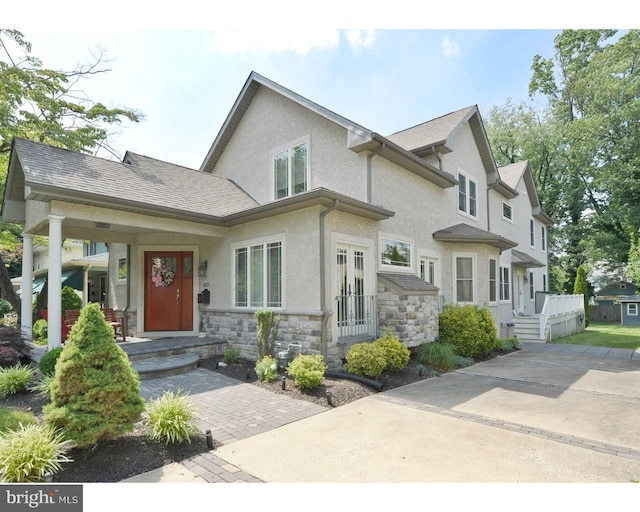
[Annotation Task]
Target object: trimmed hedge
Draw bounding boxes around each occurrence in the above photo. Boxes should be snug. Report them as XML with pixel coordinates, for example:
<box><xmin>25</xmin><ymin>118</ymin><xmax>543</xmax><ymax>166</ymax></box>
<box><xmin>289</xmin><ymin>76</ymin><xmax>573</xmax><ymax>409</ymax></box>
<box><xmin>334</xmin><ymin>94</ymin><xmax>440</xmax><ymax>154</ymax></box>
<box><xmin>438</xmin><ymin>304</ymin><xmax>497</xmax><ymax>358</ymax></box>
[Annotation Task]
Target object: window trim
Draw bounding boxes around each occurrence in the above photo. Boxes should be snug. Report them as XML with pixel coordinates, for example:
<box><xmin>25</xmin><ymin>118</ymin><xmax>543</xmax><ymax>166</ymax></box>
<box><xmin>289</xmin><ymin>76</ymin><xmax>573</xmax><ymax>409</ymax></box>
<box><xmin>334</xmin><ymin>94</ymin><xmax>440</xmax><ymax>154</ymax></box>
<box><xmin>499</xmin><ymin>265</ymin><xmax>511</xmax><ymax>303</ymax></box>
<box><xmin>272</xmin><ymin>137</ymin><xmax>309</xmax><ymax>200</ymax></box>
<box><xmin>530</xmin><ymin>218</ymin><xmax>535</xmax><ymax>248</ymax></box>
<box><xmin>232</xmin><ymin>234</ymin><xmax>285</xmax><ymax>309</ymax></box>
<box><xmin>117</xmin><ymin>257</ymin><xmax>128</xmax><ymax>282</ymax></box>
<box><xmin>502</xmin><ymin>201</ymin><xmax>513</xmax><ymax>222</ymax></box>
<box><xmin>489</xmin><ymin>258</ymin><xmax>497</xmax><ymax>304</ymax></box>
<box><xmin>628</xmin><ymin>303</ymin><xmax>638</xmax><ymax>316</ymax></box>
<box><xmin>379</xmin><ymin>234</ymin><xmax>414</xmax><ymax>272</ymax></box>
<box><xmin>529</xmin><ymin>271</ymin><xmax>535</xmax><ymax>301</ymax></box>
<box><xmin>454</xmin><ymin>253</ymin><xmax>476</xmax><ymax>304</ymax></box>
<box><xmin>541</xmin><ymin>226</ymin><xmax>547</xmax><ymax>252</ymax></box>
<box><xmin>457</xmin><ymin>171</ymin><xmax>478</xmax><ymax>219</ymax></box>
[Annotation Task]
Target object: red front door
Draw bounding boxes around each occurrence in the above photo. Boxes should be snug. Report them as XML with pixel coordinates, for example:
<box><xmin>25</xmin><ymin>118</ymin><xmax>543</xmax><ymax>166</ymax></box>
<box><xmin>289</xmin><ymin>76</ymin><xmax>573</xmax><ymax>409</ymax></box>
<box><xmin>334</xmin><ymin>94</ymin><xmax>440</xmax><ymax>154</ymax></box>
<box><xmin>144</xmin><ymin>251</ymin><xmax>193</xmax><ymax>331</ymax></box>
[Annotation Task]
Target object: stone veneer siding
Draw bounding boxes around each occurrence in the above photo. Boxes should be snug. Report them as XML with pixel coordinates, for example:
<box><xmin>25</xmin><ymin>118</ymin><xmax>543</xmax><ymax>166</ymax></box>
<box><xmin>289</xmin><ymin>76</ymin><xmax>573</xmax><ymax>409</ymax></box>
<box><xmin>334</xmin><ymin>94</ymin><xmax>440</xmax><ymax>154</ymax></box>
<box><xmin>200</xmin><ymin>310</ymin><xmax>324</xmax><ymax>362</ymax></box>
<box><xmin>376</xmin><ymin>281</ymin><xmax>439</xmax><ymax>349</ymax></box>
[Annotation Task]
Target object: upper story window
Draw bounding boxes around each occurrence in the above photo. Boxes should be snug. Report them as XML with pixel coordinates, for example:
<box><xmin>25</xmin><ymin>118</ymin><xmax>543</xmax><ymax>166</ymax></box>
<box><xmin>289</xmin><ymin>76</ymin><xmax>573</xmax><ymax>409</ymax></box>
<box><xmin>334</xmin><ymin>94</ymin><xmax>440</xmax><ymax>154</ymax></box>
<box><xmin>530</xmin><ymin>219</ymin><xmax>535</xmax><ymax>247</ymax></box>
<box><xmin>502</xmin><ymin>202</ymin><xmax>512</xmax><ymax>221</ymax></box>
<box><xmin>380</xmin><ymin>237</ymin><xmax>412</xmax><ymax>269</ymax></box>
<box><xmin>458</xmin><ymin>172</ymin><xmax>477</xmax><ymax>218</ymax></box>
<box><xmin>541</xmin><ymin>226</ymin><xmax>547</xmax><ymax>252</ymax></box>
<box><xmin>274</xmin><ymin>141</ymin><xmax>308</xmax><ymax>199</ymax></box>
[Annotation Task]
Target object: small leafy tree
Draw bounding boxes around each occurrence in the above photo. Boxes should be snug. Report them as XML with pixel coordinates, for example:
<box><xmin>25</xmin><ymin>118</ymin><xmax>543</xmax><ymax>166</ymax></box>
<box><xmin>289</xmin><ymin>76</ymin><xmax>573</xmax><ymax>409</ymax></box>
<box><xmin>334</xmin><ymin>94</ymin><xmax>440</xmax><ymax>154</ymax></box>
<box><xmin>573</xmin><ymin>265</ymin><xmax>590</xmax><ymax>327</ymax></box>
<box><xmin>255</xmin><ymin>309</ymin><xmax>279</xmax><ymax>359</ymax></box>
<box><xmin>61</xmin><ymin>286</ymin><xmax>82</xmax><ymax>312</ymax></box>
<box><xmin>43</xmin><ymin>303</ymin><xmax>145</xmax><ymax>448</ymax></box>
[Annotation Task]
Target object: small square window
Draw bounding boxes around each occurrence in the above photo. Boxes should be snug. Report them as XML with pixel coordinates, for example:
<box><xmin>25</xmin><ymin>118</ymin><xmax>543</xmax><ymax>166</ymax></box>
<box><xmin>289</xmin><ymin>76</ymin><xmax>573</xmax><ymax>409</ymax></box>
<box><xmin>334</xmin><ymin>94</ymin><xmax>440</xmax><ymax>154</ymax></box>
<box><xmin>502</xmin><ymin>202</ymin><xmax>512</xmax><ymax>221</ymax></box>
<box><xmin>628</xmin><ymin>303</ymin><xmax>638</xmax><ymax>316</ymax></box>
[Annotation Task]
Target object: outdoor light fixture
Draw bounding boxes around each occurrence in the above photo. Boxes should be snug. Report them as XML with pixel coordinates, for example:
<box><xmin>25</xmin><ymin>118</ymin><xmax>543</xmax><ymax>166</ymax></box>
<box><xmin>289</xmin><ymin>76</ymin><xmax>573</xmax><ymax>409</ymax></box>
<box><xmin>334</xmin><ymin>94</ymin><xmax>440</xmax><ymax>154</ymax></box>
<box><xmin>206</xmin><ymin>429</ymin><xmax>214</xmax><ymax>449</ymax></box>
<box><xmin>326</xmin><ymin>390</ymin><xmax>334</xmax><ymax>407</ymax></box>
<box><xmin>281</xmin><ymin>375</ymin><xmax>286</xmax><ymax>390</ymax></box>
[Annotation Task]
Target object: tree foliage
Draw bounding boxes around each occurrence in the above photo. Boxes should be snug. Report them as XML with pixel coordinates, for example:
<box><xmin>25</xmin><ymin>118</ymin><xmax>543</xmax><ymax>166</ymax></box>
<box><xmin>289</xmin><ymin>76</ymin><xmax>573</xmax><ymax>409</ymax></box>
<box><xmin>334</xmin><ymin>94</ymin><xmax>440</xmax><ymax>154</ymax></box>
<box><xmin>0</xmin><ymin>29</ymin><xmax>142</xmax><ymax>317</ymax></box>
<box><xmin>573</xmin><ymin>265</ymin><xmax>590</xmax><ymax>327</ymax></box>
<box><xmin>487</xmin><ymin>30</ymin><xmax>640</xmax><ymax>291</ymax></box>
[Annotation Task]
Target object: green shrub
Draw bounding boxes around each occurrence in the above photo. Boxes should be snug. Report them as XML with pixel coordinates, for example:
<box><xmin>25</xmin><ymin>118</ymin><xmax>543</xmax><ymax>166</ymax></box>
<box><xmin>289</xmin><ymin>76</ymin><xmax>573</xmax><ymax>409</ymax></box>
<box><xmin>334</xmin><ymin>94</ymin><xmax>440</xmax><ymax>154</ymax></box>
<box><xmin>61</xmin><ymin>285</ymin><xmax>82</xmax><ymax>312</ymax></box>
<box><xmin>222</xmin><ymin>348</ymin><xmax>240</xmax><ymax>365</ymax></box>
<box><xmin>0</xmin><ymin>299</ymin><xmax>12</xmax><ymax>317</ymax></box>
<box><xmin>438</xmin><ymin>304</ymin><xmax>497</xmax><ymax>358</ymax></box>
<box><xmin>254</xmin><ymin>355</ymin><xmax>278</xmax><ymax>383</ymax></box>
<box><xmin>0</xmin><ymin>363</ymin><xmax>36</xmax><ymax>396</ymax></box>
<box><xmin>38</xmin><ymin>346</ymin><xmax>63</xmax><ymax>377</ymax></box>
<box><xmin>454</xmin><ymin>355</ymin><xmax>475</xmax><ymax>368</ymax></box>
<box><xmin>255</xmin><ymin>310</ymin><xmax>280</xmax><ymax>359</ymax></box>
<box><xmin>145</xmin><ymin>390</ymin><xmax>199</xmax><ymax>445</ymax></box>
<box><xmin>0</xmin><ymin>407</ymin><xmax>38</xmax><ymax>431</ymax></box>
<box><xmin>32</xmin><ymin>318</ymin><xmax>48</xmax><ymax>341</ymax></box>
<box><xmin>287</xmin><ymin>354</ymin><xmax>327</xmax><ymax>390</ymax></box>
<box><xmin>375</xmin><ymin>331</ymin><xmax>410</xmax><ymax>372</ymax></box>
<box><xmin>0</xmin><ymin>423</ymin><xmax>71</xmax><ymax>482</ymax></box>
<box><xmin>417</xmin><ymin>342</ymin><xmax>457</xmax><ymax>372</ymax></box>
<box><xmin>43</xmin><ymin>303</ymin><xmax>145</xmax><ymax>448</ymax></box>
<box><xmin>497</xmin><ymin>337</ymin><xmax>520</xmax><ymax>352</ymax></box>
<box><xmin>344</xmin><ymin>342</ymin><xmax>387</xmax><ymax>379</ymax></box>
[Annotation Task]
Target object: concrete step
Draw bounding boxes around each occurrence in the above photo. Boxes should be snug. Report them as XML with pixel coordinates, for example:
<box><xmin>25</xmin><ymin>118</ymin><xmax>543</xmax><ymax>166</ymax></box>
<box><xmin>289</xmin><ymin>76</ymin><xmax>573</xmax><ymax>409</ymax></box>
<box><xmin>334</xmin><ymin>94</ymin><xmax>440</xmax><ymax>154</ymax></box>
<box><xmin>131</xmin><ymin>353</ymin><xmax>200</xmax><ymax>380</ymax></box>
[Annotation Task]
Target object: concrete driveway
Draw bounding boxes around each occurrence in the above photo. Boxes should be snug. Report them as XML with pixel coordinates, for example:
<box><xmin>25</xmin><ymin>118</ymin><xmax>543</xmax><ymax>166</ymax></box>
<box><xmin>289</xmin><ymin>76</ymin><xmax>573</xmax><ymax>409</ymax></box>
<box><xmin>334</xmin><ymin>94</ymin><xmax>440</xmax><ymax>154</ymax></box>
<box><xmin>214</xmin><ymin>343</ymin><xmax>640</xmax><ymax>483</ymax></box>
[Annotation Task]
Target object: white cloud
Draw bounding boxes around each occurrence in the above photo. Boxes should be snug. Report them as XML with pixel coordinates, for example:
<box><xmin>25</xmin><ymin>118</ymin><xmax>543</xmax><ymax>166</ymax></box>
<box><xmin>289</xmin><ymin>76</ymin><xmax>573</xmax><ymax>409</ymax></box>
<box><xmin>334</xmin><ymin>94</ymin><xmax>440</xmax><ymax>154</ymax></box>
<box><xmin>345</xmin><ymin>30</ymin><xmax>376</xmax><ymax>49</ymax></box>
<box><xmin>441</xmin><ymin>35</ymin><xmax>460</xmax><ymax>58</ymax></box>
<box><xmin>202</xmin><ymin>29</ymin><xmax>340</xmax><ymax>57</ymax></box>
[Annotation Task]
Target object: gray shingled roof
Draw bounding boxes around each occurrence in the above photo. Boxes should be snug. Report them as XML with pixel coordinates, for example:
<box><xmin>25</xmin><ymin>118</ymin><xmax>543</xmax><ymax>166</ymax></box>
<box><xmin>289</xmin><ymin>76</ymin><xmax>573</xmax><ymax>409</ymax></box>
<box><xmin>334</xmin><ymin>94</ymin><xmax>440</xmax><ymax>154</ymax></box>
<box><xmin>12</xmin><ymin>138</ymin><xmax>258</xmax><ymax>219</ymax></box>
<box><xmin>498</xmin><ymin>161</ymin><xmax>527</xmax><ymax>189</ymax></box>
<box><xmin>433</xmin><ymin>222</ymin><xmax>517</xmax><ymax>251</ymax></box>
<box><xmin>386</xmin><ymin>106</ymin><xmax>476</xmax><ymax>153</ymax></box>
<box><xmin>511</xmin><ymin>249</ymin><xmax>545</xmax><ymax>268</ymax></box>
<box><xmin>378</xmin><ymin>272</ymin><xmax>439</xmax><ymax>293</ymax></box>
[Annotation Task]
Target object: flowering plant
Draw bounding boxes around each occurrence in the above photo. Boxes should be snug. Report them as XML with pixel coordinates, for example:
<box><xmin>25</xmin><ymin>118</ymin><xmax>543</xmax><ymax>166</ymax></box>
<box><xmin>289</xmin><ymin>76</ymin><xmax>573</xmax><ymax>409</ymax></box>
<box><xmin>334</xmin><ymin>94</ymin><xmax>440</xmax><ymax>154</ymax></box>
<box><xmin>151</xmin><ymin>259</ymin><xmax>175</xmax><ymax>287</ymax></box>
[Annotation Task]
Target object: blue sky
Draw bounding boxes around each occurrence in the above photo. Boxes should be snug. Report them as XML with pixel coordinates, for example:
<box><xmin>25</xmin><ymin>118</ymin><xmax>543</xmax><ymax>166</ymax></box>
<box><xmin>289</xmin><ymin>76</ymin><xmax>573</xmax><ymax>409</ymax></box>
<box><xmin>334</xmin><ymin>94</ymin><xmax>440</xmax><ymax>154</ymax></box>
<box><xmin>6</xmin><ymin>3</ymin><xmax>625</xmax><ymax>170</ymax></box>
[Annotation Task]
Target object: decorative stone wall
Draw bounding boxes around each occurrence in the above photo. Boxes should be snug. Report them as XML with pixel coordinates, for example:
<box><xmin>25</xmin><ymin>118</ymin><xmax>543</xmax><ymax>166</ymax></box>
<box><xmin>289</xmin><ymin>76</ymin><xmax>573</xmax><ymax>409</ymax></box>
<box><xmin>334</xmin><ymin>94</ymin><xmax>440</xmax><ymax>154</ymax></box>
<box><xmin>376</xmin><ymin>282</ymin><xmax>439</xmax><ymax>349</ymax></box>
<box><xmin>200</xmin><ymin>309</ymin><xmax>324</xmax><ymax>361</ymax></box>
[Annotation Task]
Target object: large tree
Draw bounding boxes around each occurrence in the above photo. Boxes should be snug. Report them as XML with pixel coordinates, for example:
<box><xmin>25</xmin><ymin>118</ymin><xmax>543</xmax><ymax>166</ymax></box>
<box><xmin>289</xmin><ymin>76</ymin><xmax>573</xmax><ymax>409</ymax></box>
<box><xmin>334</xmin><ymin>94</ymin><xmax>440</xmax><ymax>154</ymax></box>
<box><xmin>0</xmin><ymin>29</ymin><xmax>142</xmax><ymax>318</ymax></box>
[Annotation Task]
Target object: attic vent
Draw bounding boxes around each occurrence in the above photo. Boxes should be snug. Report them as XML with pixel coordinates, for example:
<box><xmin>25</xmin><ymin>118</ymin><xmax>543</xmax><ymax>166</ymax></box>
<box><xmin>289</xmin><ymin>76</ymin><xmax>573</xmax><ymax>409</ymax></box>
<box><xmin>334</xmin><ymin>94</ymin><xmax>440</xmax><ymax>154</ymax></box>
<box><xmin>95</xmin><ymin>222</ymin><xmax>110</xmax><ymax>229</ymax></box>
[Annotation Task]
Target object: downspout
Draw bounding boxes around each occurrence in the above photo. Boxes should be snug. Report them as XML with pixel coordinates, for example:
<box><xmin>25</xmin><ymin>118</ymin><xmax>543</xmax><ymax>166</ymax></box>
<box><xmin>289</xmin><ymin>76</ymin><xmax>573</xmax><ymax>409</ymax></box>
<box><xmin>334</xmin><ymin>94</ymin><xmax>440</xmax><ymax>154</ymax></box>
<box><xmin>320</xmin><ymin>200</ymin><xmax>339</xmax><ymax>361</ymax></box>
<box><xmin>124</xmin><ymin>244</ymin><xmax>131</xmax><ymax>332</ymax></box>
<box><xmin>366</xmin><ymin>144</ymin><xmax>385</xmax><ymax>203</ymax></box>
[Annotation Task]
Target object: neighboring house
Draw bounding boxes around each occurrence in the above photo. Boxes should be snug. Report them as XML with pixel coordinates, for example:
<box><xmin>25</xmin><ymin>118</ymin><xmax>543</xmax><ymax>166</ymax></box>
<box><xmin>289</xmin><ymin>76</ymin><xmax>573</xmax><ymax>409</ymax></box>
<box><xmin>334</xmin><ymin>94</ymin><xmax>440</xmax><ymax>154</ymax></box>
<box><xmin>2</xmin><ymin>71</ymin><xmax>581</xmax><ymax>363</ymax></box>
<box><xmin>12</xmin><ymin>240</ymin><xmax>108</xmax><ymax>306</ymax></box>
<box><xmin>591</xmin><ymin>280</ymin><xmax>638</xmax><ymax>323</ymax></box>
<box><xmin>617</xmin><ymin>295</ymin><xmax>640</xmax><ymax>326</ymax></box>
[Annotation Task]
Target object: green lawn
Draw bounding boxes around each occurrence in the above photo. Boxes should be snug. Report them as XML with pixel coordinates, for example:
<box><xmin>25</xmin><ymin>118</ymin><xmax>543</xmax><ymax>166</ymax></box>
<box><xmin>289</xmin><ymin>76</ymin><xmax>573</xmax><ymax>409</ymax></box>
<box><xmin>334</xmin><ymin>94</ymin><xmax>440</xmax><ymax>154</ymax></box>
<box><xmin>552</xmin><ymin>322</ymin><xmax>640</xmax><ymax>350</ymax></box>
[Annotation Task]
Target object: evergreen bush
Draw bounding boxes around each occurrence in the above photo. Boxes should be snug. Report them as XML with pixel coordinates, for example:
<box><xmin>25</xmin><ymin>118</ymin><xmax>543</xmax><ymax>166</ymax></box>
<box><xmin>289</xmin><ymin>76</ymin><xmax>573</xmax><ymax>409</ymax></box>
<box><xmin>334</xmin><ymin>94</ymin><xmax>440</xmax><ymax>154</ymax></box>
<box><xmin>38</xmin><ymin>346</ymin><xmax>63</xmax><ymax>377</ymax></box>
<box><xmin>286</xmin><ymin>354</ymin><xmax>327</xmax><ymax>390</ymax></box>
<box><xmin>438</xmin><ymin>304</ymin><xmax>497</xmax><ymax>358</ymax></box>
<box><xmin>344</xmin><ymin>342</ymin><xmax>387</xmax><ymax>379</ymax></box>
<box><xmin>61</xmin><ymin>285</ymin><xmax>82</xmax><ymax>312</ymax></box>
<box><xmin>43</xmin><ymin>303</ymin><xmax>145</xmax><ymax>448</ymax></box>
<box><xmin>0</xmin><ymin>299</ymin><xmax>12</xmax><ymax>317</ymax></box>
<box><xmin>32</xmin><ymin>319</ymin><xmax>48</xmax><ymax>342</ymax></box>
<box><xmin>375</xmin><ymin>331</ymin><xmax>410</xmax><ymax>372</ymax></box>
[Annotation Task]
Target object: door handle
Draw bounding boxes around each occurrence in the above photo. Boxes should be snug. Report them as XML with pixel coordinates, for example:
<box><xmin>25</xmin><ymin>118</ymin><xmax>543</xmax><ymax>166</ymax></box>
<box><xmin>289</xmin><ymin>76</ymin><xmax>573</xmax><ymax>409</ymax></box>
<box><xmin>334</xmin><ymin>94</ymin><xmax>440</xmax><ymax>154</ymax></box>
<box><xmin>176</xmin><ymin>288</ymin><xmax>180</xmax><ymax>303</ymax></box>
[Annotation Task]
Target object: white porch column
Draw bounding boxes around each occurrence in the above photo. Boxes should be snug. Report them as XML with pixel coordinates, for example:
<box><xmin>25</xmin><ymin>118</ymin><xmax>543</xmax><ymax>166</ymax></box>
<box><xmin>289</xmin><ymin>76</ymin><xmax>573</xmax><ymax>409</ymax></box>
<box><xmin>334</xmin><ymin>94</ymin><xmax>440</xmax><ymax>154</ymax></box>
<box><xmin>20</xmin><ymin>233</ymin><xmax>34</xmax><ymax>340</ymax></box>
<box><xmin>47</xmin><ymin>215</ymin><xmax>65</xmax><ymax>349</ymax></box>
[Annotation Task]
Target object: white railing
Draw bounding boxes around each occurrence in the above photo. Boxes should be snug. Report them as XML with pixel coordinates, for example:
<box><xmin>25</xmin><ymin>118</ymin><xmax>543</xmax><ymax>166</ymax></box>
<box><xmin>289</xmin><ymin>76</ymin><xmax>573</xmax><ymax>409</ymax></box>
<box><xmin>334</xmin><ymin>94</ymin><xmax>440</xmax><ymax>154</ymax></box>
<box><xmin>336</xmin><ymin>294</ymin><xmax>378</xmax><ymax>341</ymax></box>
<box><xmin>539</xmin><ymin>294</ymin><xmax>584</xmax><ymax>340</ymax></box>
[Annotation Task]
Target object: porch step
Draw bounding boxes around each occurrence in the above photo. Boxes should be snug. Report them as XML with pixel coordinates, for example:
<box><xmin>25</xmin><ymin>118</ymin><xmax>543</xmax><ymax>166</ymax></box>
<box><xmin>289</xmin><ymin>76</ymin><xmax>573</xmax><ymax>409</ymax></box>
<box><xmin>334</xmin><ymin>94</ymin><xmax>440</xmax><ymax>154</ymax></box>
<box><xmin>131</xmin><ymin>353</ymin><xmax>200</xmax><ymax>380</ymax></box>
<box><xmin>512</xmin><ymin>316</ymin><xmax>546</xmax><ymax>343</ymax></box>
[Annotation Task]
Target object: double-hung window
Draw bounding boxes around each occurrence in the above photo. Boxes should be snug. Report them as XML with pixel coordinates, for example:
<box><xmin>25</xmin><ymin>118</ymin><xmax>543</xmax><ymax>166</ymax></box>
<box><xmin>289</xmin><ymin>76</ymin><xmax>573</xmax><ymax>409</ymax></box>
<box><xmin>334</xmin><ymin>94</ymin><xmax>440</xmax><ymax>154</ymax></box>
<box><xmin>458</xmin><ymin>172</ymin><xmax>477</xmax><ymax>217</ymax></box>
<box><xmin>489</xmin><ymin>259</ymin><xmax>497</xmax><ymax>303</ymax></box>
<box><xmin>499</xmin><ymin>266</ymin><xmax>510</xmax><ymax>302</ymax></box>
<box><xmin>530</xmin><ymin>219</ymin><xmax>535</xmax><ymax>247</ymax></box>
<box><xmin>455</xmin><ymin>256</ymin><xmax>474</xmax><ymax>303</ymax></box>
<box><xmin>541</xmin><ymin>226</ymin><xmax>547</xmax><ymax>252</ymax></box>
<box><xmin>274</xmin><ymin>141</ymin><xmax>308</xmax><ymax>199</ymax></box>
<box><xmin>529</xmin><ymin>272</ymin><xmax>535</xmax><ymax>300</ymax></box>
<box><xmin>628</xmin><ymin>304</ymin><xmax>638</xmax><ymax>316</ymax></box>
<box><xmin>234</xmin><ymin>240</ymin><xmax>282</xmax><ymax>308</ymax></box>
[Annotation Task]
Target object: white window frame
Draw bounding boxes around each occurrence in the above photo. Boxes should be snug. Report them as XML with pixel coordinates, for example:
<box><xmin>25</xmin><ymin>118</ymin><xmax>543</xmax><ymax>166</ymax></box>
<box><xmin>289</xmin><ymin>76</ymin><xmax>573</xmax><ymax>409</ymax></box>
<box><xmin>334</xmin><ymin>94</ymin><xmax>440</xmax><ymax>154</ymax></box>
<box><xmin>628</xmin><ymin>303</ymin><xmax>638</xmax><ymax>316</ymax></box>
<box><xmin>541</xmin><ymin>226</ymin><xmax>547</xmax><ymax>252</ymax></box>
<box><xmin>529</xmin><ymin>271</ymin><xmax>535</xmax><ymax>301</ymax></box>
<box><xmin>454</xmin><ymin>253</ymin><xmax>476</xmax><ymax>304</ymax></box>
<box><xmin>272</xmin><ymin>138</ymin><xmax>309</xmax><ymax>200</ymax></box>
<box><xmin>420</xmin><ymin>256</ymin><xmax>437</xmax><ymax>286</ymax></box>
<box><xmin>489</xmin><ymin>258</ymin><xmax>498</xmax><ymax>304</ymax></box>
<box><xmin>530</xmin><ymin>219</ymin><xmax>535</xmax><ymax>248</ymax></box>
<box><xmin>499</xmin><ymin>266</ymin><xmax>511</xmax><ymax>303</ymax></box>
<box><xmin>232</xmin><ymin>235</ymin><xmax>285</xmax><ymax>309</ymax></box>
<box><xmin>380</xmin><ymin>234</ymin><xmax>414</xmax><ymax>272</ymax></box>
<box><xmin>117</xmin><ymin>257</ymin><xmax>128</xmax><ymax>282</ymax></box>
<box><xmin>457</xmin><ymin>171</ymin><xmax>477</xmax><ymax>219</ymax></box>
<box><xmin>502</xmin><ymin>202</ymin><xmax>513</xmax><ymax>222</ymax></box>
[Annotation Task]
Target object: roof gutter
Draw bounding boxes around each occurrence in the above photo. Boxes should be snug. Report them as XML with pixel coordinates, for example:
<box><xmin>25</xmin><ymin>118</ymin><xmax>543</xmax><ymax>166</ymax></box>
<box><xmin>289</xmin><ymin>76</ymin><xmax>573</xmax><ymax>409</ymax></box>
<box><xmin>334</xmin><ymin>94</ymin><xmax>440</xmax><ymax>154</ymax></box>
<box><xmin>319</xmin><ymin>199</ymin><xmax>339</xmax><ymax>361</ymax></box>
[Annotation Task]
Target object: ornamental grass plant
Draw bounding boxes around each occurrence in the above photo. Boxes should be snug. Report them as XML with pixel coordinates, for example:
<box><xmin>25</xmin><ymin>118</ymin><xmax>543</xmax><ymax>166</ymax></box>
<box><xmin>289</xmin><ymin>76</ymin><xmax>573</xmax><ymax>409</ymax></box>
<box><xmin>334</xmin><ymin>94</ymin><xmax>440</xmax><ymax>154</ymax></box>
<box><xmin>0</xmin><ymin>363</ymin><xmax>36</xmax><ymax>396</ymax></box>
<box><xmin>145</xmin><ymin>389</ymin><xmax>200</xmax><ymax>445</ymax></box>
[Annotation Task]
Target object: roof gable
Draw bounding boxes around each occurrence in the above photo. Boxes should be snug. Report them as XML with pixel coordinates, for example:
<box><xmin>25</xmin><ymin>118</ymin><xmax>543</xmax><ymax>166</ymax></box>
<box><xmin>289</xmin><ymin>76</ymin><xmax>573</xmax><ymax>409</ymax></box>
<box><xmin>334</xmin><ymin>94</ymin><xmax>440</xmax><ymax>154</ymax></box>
<box><xmin>498</xmin><ymin>160</ymin><xmax>553</xmax><ymax>225</ymax></box>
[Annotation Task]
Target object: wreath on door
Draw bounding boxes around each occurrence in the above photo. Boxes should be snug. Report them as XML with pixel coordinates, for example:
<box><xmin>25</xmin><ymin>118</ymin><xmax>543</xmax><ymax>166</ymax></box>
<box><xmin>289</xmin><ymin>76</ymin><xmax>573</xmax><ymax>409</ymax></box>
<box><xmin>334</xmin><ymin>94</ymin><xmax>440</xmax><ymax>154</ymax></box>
<box><xmin>151</xmin><ymin>259</ymin><xmax>176</xmax><ymax>287</ymax></box>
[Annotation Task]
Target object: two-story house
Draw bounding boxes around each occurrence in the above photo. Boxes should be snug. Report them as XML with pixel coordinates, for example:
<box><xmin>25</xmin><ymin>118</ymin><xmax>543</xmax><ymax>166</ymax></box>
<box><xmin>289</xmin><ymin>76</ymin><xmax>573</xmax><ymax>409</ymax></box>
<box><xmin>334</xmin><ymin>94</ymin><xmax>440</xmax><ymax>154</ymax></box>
<box><xmin>4</xmin><ymin>71</ymin><xmax>572</xmax><ymax>363</ymax></box>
